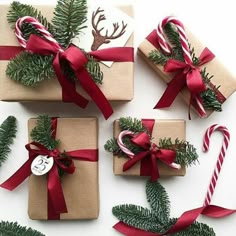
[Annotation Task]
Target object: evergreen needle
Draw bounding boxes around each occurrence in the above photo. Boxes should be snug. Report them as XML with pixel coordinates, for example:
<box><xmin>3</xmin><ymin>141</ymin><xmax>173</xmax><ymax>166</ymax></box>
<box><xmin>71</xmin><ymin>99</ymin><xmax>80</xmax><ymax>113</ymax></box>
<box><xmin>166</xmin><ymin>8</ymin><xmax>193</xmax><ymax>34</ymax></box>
<box><xmin>0</xmin><ymin>116</ymin><xmax>17</xmax><ymax>167</ymax></box>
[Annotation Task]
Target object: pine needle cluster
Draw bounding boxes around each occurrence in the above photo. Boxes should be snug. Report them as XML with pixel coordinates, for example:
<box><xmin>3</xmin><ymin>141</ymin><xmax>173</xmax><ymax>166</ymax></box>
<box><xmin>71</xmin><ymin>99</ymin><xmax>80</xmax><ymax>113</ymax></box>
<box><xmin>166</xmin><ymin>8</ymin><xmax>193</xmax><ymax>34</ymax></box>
<box><xmin>6</xmin><ymin>1</ymin><xmax>103</xmax><ymax>87</ymax></box>
<box><xmin>104</xmin><ymin>117</ymin><xmax>198</xmax><ymax>166</ymax></box>
<box><xmin>0</xmin><ymin>116</ymin><xmax>17</xmax><ymax>167</ymax></box>
<box><xmin>148</xmin><ymin>22</ymin><xmax>222</xmax><ymax>112</ymax></box>
<box><xmin>113</xmin><ymin>180</ymin><xmax>215</xmax><ymax>235</ymax></box>
<box><xmin>0</xmin><ymin>221</ymin><xmax>45</xmax><ymax>236</ymax></box>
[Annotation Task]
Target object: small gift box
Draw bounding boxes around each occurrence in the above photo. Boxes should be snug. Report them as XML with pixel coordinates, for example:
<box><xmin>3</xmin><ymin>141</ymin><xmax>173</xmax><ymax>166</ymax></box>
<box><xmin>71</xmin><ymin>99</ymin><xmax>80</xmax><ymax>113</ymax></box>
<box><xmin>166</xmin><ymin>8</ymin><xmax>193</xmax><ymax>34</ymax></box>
<box><xmin>105</xmin><ymin>117</ymin><xmax>198</xmax><ymax>181</ymax></box>
<box><xmin>138</xmin><ymin>16</ymin><xmax>236</xmax><ymax>118</ymax></box>
<box><xmin>1</xmin><ymin>116</ymin><xmax>99</xmax><ymax>220</ymax></box>
<box><xmin>0</xmin><ymin>1</ymin><xmax>134</xmax><ymax>119</ymax></box>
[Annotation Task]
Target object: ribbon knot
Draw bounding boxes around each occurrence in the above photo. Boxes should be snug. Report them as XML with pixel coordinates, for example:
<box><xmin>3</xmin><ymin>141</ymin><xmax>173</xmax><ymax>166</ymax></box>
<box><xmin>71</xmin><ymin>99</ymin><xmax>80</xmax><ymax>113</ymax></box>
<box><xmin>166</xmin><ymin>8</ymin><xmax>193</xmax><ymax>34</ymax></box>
<box><xmin>49</xmin><ymin>148</ymin><xmax>61</xmax><ymax>158</ymax></box>
<box><xmin>123</xmin><ymin>132</ymin><xmax>178</xmax><ymax>182</ymax></box>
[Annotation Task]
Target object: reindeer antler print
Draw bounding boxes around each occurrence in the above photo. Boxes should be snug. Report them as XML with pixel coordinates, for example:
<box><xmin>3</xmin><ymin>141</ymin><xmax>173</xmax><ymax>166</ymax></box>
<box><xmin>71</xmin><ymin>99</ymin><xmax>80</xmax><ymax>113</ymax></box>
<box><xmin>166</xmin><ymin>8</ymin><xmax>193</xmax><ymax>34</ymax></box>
<box><xmin>91</xmin><ymin>7</ymin><xmax>128</xmax><ymax>51</ymax></box>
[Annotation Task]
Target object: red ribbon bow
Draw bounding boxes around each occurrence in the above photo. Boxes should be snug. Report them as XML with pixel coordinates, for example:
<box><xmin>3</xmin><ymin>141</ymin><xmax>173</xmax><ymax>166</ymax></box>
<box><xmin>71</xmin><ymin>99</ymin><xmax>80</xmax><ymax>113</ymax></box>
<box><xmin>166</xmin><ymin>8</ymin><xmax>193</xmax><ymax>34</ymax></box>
<box><xmin>0</xmin><ymin>118</ymin><xmax>98</xmax><ymax>220</ymax></box>
<box><xmin>123</xmin><ymin>120</ymin><xmax>177</xmax><ymax>182</ymax></box>
<box><xmin>154</xmin><ymin>48</ymin><xmax>215</xmax><ymax>117</ymax></box>
<box><xmin>26</xmin><ymin>35</ymin><xmax>134</xmax><ymax>119</ymax></box>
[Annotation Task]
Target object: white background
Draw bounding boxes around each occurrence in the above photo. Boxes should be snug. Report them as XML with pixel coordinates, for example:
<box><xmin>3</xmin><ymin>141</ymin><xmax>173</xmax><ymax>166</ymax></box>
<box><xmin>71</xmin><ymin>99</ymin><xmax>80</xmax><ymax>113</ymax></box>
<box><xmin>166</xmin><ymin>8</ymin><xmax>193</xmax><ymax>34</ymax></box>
<box><xmin>0</xmin><ymin>0</ymin><xmax>236</xmax><ymax>235</ymax></box>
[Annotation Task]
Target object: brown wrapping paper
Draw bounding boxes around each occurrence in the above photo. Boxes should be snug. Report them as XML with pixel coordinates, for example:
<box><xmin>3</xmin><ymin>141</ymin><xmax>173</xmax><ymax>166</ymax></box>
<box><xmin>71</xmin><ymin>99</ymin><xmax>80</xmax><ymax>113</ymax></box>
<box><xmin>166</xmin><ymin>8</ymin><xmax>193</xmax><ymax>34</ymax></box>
<box><xmin>138</xmin><ymin>28</ymin><xmax>236</xmax><ymax>117</ymax></box>
<box><xmin>28</xmin><ymin>117</ymin><xmax>99</xmax><ymax>220</ymax></box>
<box><xmin>113</xmin><ymin>119</ymin><xmax>186</xmax><ymax>176</ymax></box>
<box><xmin>0</xmin><ymin>5</ymin><xmax>133</xmax><ymax>101</ymax></box>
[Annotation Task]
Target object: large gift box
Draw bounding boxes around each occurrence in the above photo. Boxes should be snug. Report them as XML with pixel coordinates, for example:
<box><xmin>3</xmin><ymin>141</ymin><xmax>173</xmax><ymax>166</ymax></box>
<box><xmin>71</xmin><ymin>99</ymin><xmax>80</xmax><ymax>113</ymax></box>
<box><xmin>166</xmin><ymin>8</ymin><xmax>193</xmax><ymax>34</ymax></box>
<box><xmin>138</xmin><ymin>16</ymin><xmax>236</xmax><ymax>117</ymax></box>
<box><xmin>0</xmin><ymin>3</ymin><xmax>134</xmax><ymax>105</ymax></box>
<box><xmin>111</xmin><ymin>118</ymin><xmax>193</xmax><ymax>179</ymax></box>
<box><xmin>28</xmin><ymin>117</ymin><xmax>99</xmax><ymax>220</ymax></box>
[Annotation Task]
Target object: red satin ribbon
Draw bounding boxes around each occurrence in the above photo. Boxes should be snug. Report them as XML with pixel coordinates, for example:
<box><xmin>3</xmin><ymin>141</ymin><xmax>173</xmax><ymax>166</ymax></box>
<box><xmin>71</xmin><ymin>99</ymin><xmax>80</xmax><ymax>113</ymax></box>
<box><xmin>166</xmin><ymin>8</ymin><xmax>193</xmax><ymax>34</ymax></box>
<box><xmin>0</xmin><ymin>46</ymin><xmax>24</xmax><ymax>60</ymax></box>
<box><xmin>123</xmin><ymin>119</ymin><xmax>177</xmax><ymax>182</ymax></box>
<box><xmin>146</xmin><ymin>30</ymin><xmax>226</xmax><ymax>115</ymax></box>
<box><xmin>0</xmin><ymin>118</ymin><xmax>98</xmax><ymax>220</ymax></box>
<box><xmin>1</xmin><ymin>35</ymin><xmax>134</xmax><ymax>120</ymax></box>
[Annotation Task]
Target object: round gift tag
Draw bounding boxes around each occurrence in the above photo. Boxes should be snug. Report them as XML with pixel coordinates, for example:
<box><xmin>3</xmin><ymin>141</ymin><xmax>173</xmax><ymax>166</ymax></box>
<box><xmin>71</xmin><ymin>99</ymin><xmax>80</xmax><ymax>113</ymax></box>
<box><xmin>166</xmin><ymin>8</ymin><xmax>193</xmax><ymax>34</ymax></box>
<box><xmin>31</xmin><ymin>155</ymin><xmax>54</xmax><ymax>176</ymax></box>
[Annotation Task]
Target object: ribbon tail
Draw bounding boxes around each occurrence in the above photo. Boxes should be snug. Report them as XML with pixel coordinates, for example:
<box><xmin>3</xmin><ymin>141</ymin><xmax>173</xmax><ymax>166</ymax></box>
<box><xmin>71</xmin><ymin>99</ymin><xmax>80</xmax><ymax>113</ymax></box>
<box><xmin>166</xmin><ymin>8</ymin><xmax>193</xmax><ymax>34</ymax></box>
<box><xmin>151</xmin><ymin>154</ymin><xmax>159</xmax><ymax>182</ymax></box>
<box><xmin>123</xmin><ymin>152</ymin><xmax>149</xmax><ymax>172</ymax></box>
<box><xmin>53</xmin><ymin>54</ymin><xmax>89</xmax><ymax>109</ymax></box>
<box><xmin>75</xmin><ymin>69</ymin><xmax>113</xmax><ymax>120</ymax></box>
<box><xmin>0</xmin><ymin>159</ymin><xmax>33</xmax><ymax>190</ymax></box>
<box><xmin>113</xmin><ymin>222</ymin><xmax>159</xmax><ymax>236</ymax></box>
<box><xmin>47</xmin><ymin>165</ymin><xmax>67</xmax><ymax>219</ymax></box>
<box><xmin>154</xmin><ymin>73</ymin><xmax>186</xmax><ymax>109</ymax></box>
<box><xmin>165</xmin><ymin>207</ymin><xmax>205</xmax><ymax>234</ymax></box>
<box><xmin>202</xmin><ymin>205</ymin><xmax>236</xmax><ymax>218</ymax></box>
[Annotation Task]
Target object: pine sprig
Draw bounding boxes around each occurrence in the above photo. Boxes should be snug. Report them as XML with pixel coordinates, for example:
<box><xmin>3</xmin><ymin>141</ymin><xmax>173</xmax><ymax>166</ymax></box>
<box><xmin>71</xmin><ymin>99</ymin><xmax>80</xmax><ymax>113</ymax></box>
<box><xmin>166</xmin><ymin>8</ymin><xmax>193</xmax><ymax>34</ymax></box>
<box><xmin>119</xmin><ymin>117</ymin><xmax>147</xmax><ymax>133</ymax></box>
<box><xmin>30</xmin><ymin>115</ymin><xmax>59</xmax><ymax>150</ymax></box>
<box><xmin>113</xmin><ymin>180</ymin><xmax>215</xmax><ymax>235</ymax></box>
<box><xmin>6</xmin><ymin>52</ymin><xmax>54</xmax><ymax>87</ymax></box>
<box><xmin>7</xmin><ymin>1</ymin><xmax>54</xmax><ymax>40</ymax></box>
<box><xmin>149</xmin><ymin>50</ymin><xmax>169</xmax><ymax>66</ymax></box>
<box><xmin>0</xmin><ymin>221</ymin><xmax>45</xmax><ymax>236</ymax></box>
<box><xmin>158</xmin><ymin>138</ymin><xmax>198</xmax><ymax>166</ymax></box>
<box><xmin>86</xmin><ymin>55</ymin><xmax>103</xmax><ymax>85</ymax></box>
<box><xmin>52</xmin><ymin>0</ymin><xmax>87</xmax><ymax>48</ymax></box>
<box><xmin>146</xmin><ymin>180</ymin><xmax>170</xmax><ymax>223</ymax></box>
<box><xmin>0</xmin><ymin>116</ymin><xmax>17</xmax><ymax>167</ymax></box>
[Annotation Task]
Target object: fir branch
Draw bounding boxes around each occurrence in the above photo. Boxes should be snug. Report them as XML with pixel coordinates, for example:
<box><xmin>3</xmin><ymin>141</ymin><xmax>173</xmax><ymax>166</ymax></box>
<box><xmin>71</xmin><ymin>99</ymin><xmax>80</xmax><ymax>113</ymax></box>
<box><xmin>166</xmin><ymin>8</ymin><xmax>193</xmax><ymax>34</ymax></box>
<box><xmin>104</xmin><ymin>138</ymin><xmax>120</xmax><ymax>155</ymax></box>
<box><xmin>112</xmin><ymin>205</ymin><xmax>163</xmax><ymax>233</ymax></box>
<box><xmin>201</xmin><ymin>88</ymin><xmax>222</xmax><ymax>112</ymax></box>
<box><xmin>6</xmin><ymin>52</ymin><xmax>54</xmax><ymax>87</ymax></box>
<box><xmin>7</xmin><ymin>1</ymin><xmax>54</xmax><ymax>40</ymax></box>
<box><xmin>158</xmin><ymin>138</ymin><xmax>198</xmax><ymax>166</ymax></box>
<box><xmin>119</xmin><ymin>117</ymin><xmax>147</xmax><ymax>133</ymax></box>
<box><xmin>0</xmin><ymin>116</ymin><xmax>17</xmax><ymax>167</ymax></box>
<box><xmin>30</xmin><ymin>115</ymin><xmax>59</xmax><ymax>150</ymax></box>
<box><xmin>86</xmin><ymin>55</ymin><xmax>103</xmax><ymax>85</ymax></box>
<box><xmin>52</xmin><ymin>0</ymin><xmax>87</xmax><ymax>48</ymax></box>
<box><xmin>149</xmin><ymin>50</ymin><xmax>169</xmax><ymax>66</ymax></box>
<box><xmin>113</xmin><ymin>180</ymin><xmax>215</xmax><ymax>235</ymax></box>
<box><xmin>146</xmin><ymin>180</ymin><xmax>170</xmax><ymax>223</ymax></box>
<box><xmin>0</xmin><ymin>221</ymin><xmax>45</xmax><ymax>236</ymax></box>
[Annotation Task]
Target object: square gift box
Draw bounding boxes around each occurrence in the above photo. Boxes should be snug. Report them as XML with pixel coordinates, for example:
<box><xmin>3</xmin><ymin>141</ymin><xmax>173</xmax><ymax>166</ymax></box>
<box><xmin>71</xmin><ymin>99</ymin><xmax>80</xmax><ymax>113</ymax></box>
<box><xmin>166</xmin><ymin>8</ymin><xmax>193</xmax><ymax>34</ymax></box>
<box><xmin>113</xmin><ymin>119</ymin><xmax>186</xmax><ymax>177</ymax></box>
<box><xmin>28</xmin><ymin>117</ymin><xmax>99</xmax><ymax>220</ymax></box>
<box><xmin>0</xmin><ymin>4</ymin><xmax>133</xmax><ymax>102</ymax></box>
<box><xmin>138</xmin><ymin>18</ymin><xmax>236</xmax><ymax>117</ymax></box>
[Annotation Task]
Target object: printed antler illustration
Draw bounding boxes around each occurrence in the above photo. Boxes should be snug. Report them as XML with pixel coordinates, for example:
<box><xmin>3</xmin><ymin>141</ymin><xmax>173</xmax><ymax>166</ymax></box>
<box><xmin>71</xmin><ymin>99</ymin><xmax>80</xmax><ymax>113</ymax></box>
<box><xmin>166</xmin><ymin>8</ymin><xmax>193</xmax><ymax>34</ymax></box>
<box><xmin>91</xmin><ymin>7</ymin><xmax>127</xmax><ymax>51</ymax></box>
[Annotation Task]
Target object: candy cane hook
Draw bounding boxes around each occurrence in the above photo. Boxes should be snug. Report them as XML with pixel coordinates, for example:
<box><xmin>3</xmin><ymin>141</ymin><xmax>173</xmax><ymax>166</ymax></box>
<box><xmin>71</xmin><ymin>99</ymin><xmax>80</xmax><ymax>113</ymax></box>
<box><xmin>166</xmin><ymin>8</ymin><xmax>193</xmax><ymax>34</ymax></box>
<box><xmin>15</xmin><ymin>16</ymin><xmax>61</xmax><ymax>50</ymax></box>
<box><xmin>203</xmin><ymin>124</ymin><xmax>230</xmax><ymax>206</ymax></box>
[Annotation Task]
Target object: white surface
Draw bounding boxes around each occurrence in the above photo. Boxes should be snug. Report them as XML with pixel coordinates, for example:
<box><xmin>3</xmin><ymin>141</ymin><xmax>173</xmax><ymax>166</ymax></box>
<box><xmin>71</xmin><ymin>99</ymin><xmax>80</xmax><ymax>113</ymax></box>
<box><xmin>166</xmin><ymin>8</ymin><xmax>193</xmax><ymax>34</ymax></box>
<box><xmin>0</xmin><ymin>0</ymin><xmax>236</xmax><ymax>235</ymax></box>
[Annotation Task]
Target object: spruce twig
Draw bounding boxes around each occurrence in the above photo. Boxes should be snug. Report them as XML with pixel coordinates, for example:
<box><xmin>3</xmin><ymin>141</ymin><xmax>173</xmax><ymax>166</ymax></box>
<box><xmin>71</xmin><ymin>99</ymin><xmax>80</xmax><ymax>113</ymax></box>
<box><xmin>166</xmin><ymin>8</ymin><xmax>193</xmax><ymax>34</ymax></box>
<box><xmin>113</xmin><ymin>180</ymin><xmax>215</xmax><ymax>235</ymax></box>
<box><xmin>0</xmin><ymin>116</ymin><xmax>17</xmax><ymax>167</ymax></box>
<box><xmin>0</xmin><ymin>221</ymin><xmax>45</xmax><ymax>236</ymax></box>
<box><xmin>30</xmin><ymin>115</ymin><xmax>59</xmax><ymax>150</ymax></box>
<box><xmin>52</xmin><ymin>0</ymin><xmax>87</xmax><ymax>48</ymax></box>
<box><xmin>119</xmin><ymin>117</ymin><xmax>147</xmax><ymax>133</ymax></box>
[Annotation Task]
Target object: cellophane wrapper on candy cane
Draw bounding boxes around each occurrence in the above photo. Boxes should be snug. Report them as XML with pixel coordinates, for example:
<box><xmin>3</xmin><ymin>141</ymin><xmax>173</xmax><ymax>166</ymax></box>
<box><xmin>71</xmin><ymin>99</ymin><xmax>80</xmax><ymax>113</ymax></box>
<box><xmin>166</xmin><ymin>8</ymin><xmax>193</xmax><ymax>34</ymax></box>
<box><xmin>28</xmin><ymin>117</ymin><xmax>99</xmax><ymax>220</ymax></box>
<box><xmin>138</xmin><ymin>20</ymin><xmax>236</xmax><ymax>117</ymax></box>
<box><xmin>113</xmin><ymin>119</ymin><xmax>186</xmax><ymax>176</ymax></box>
<box><xmin>0</xmin><ymin>5</ymin><xmax>133</xmax><ymax>101</ymax></box>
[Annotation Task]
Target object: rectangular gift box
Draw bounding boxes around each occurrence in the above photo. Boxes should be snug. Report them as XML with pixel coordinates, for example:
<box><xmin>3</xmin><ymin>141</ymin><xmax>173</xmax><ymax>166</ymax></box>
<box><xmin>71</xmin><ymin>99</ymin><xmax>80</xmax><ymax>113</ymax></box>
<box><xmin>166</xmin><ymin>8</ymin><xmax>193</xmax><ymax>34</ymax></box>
<box><xmin>138</xmin><ymin>26</ymin><xmax>236</xmax><ymax>117</ymax></box>
<box><xmin>28</xmin><ymin>117</ymin><xmax>99</xmax><ymax>220</ymax></box>
<box><xmin>113</xmin><ymin>119</ymin><xmax>186</xmax><ymax>176</ymax></box>
<box><xmin>0</xmin><ymin>5</ymin><xmax>133</xmax><ymax>101</ymax></box>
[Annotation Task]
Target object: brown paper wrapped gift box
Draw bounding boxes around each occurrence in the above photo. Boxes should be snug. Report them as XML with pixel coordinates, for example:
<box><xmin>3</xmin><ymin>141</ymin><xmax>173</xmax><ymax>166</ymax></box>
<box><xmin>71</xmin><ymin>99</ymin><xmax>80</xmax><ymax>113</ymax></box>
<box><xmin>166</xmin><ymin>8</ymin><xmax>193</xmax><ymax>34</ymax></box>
<box><xmin>28</xmin><ymin>117</ymin><xmax>99</xmax><ymax>220</ymax></box>
<box><xmin>0</xmin><ymin>5</ymin><xmax>133</xmax><ymax>101</ymax></box>
<box><xmin>113</xmin><ymin>119</ymin><xmax>186</xmax><ymax>176</ymax></box>
<box><xmin>138</xmin><ymin>27</ymin><xmax>236</xmax><ymax>117</ymax></box>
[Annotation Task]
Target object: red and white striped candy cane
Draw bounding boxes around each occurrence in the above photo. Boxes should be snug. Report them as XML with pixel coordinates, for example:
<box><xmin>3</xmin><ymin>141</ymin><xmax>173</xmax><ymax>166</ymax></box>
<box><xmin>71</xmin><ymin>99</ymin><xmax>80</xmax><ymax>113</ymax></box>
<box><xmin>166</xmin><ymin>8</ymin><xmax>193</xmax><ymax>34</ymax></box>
<box><xmin>15</xmin><ymin>16</ymin><xmax>61</xmax><ymax>50</ymax></box>
<box><xmin>203</xmin><ymin>124</ymin><xmax>230</xmax><ymax>206</ymax></box>
<box><xmin>156</xmin><ymin>16</ymin><xmax>206</xmax><ymax>117</ymax></box>
<box><xmin>117</xmin><ymin>130</ymin><xmax>181</xmax><ymax>169</ymax></box>
<box><xmin>156</xmin><ymin>16</ymin><xmax>192</xmax><ymax>65</ymax></box>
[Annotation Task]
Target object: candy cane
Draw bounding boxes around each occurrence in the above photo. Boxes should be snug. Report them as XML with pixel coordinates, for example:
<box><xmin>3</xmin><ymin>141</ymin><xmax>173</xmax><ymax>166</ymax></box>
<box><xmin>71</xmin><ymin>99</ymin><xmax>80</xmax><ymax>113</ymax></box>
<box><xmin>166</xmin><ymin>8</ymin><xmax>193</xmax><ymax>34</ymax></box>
<box><xmin>156</xmin><ymin>16</ymin><xmax>206</xmax><ymax>117</ymax></box>
<box><xmin>15</xmin><ymin>16</ymin><xmax>61</xmax><ymax>50</ymax></box>
<box><xmin>117</xmin><ymin>130</ymin><xmax>181</xmax><ymax>169</ymax></box>
<box><xmin>203</xmin><ymin>124</ymin><xmax>230</xmax><ymax>206</ymax></box>
<box><xmin>156</xmin><ymin>16</ymin><xmax>192</xmax><ymax>65</ymax></box>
